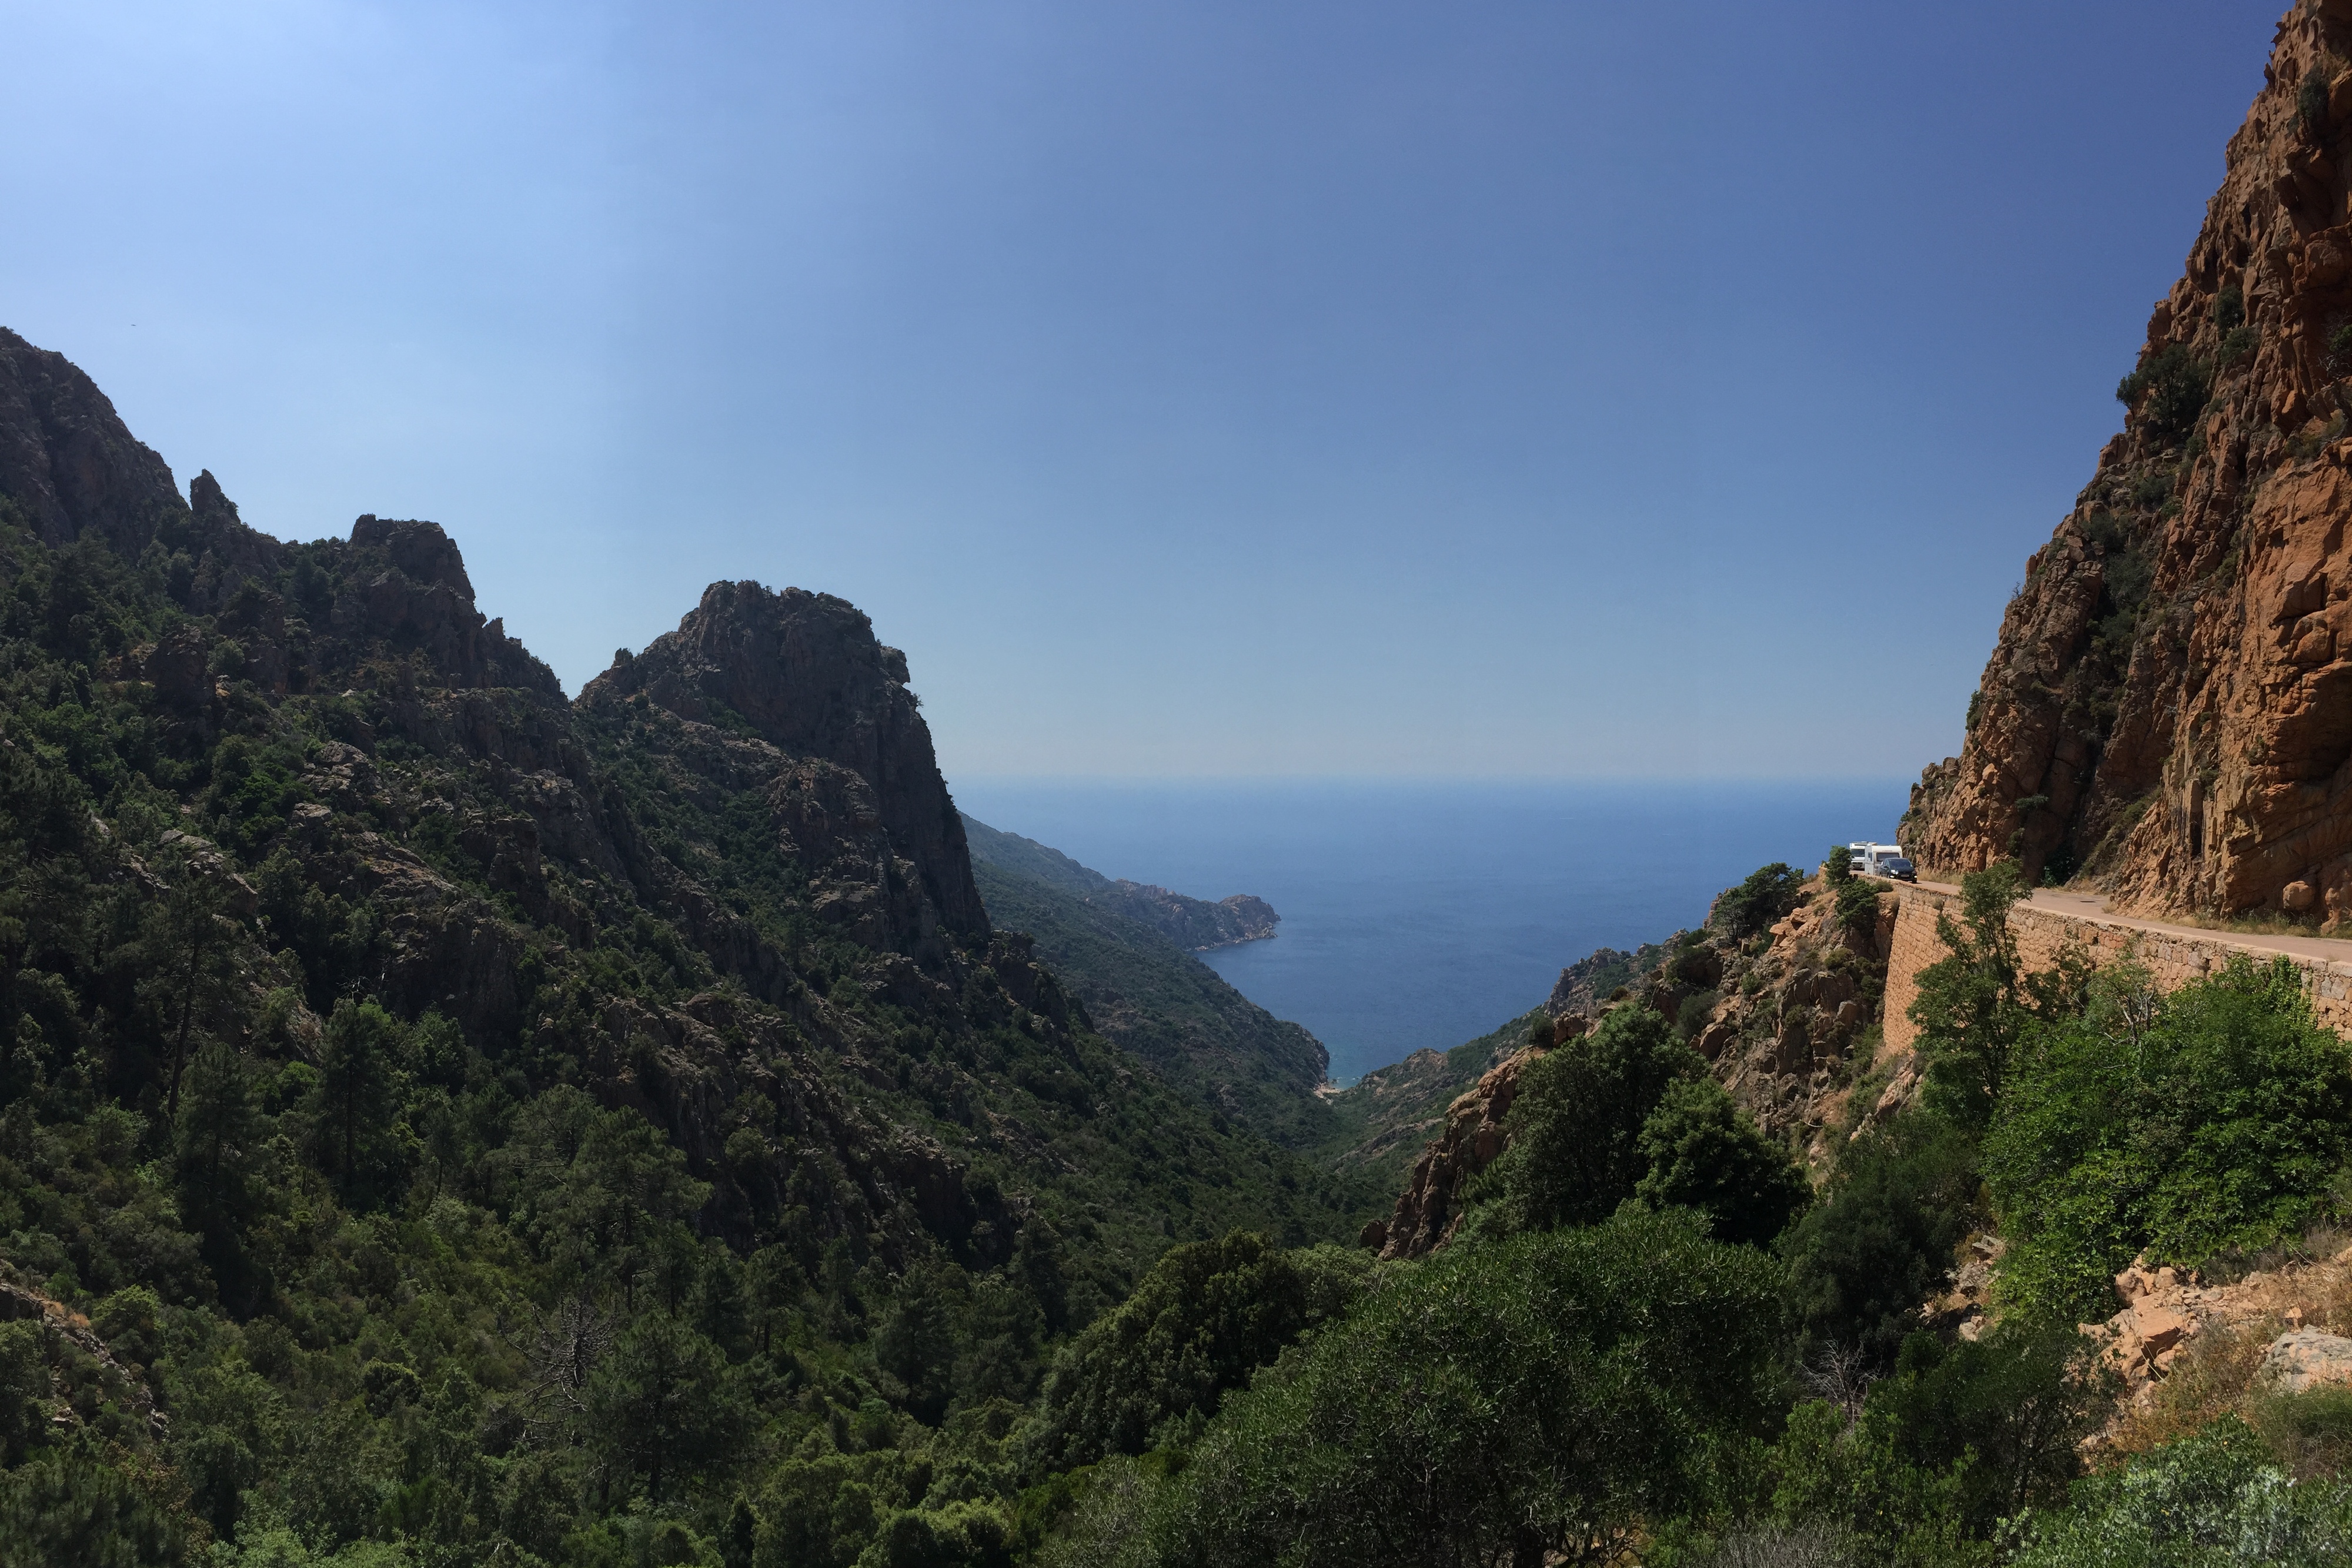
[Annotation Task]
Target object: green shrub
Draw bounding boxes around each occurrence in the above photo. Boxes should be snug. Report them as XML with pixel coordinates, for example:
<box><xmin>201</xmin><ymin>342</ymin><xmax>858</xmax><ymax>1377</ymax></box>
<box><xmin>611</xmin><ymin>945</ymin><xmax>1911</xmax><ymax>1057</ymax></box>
<box><xmin>1833</xmin><ymin>879</ymin><xmax>1880</xmax><ymax>935</ymax></box>
<box><xmin>1715</xmin><ymin>864</ymin><xmax>1805</xmax><ymax>940</ymax></box>
<box><xmin>1635</xmin><ymin>1076</ymin><xmax>1812</xmax><ymax>1248</ymax></box>
<box><xmin>2008</xmin><ymin>1417</ymin><xmax>2352</xmax><ymax>1567</ymax></box>
<box><xmin>1824</xmin><ymin>844</ymin><xmax>1854</xmax><ymax>887</ymax></box>
<box><xmin>1983</xmin><ymin>955</ymin><xmax>2352</xmax><ymax>1323</ymax></box>
<box><xmin>1476</xmin><ymin>1004</ymin><xmax>1703</xmax><ymax>1234</ymax></box>
<box><xmin>2116</xmin><ymin>343</ymin><xmax>2210</xmax><ymax>444</ymax></box>
<box><xmin>1780</xmin><ymin>1112</ymin><xmax>1980</xmax><ymax>1368</ymax></box>
<box><xmin>2252</xmin><ymin>1384</ymin><xmax>2352</xmax><ymax>1480</ymax></box>
<box><xmin>2304</xmin><ymin>71</ymin><xmax>2332</xmax><ymax>141</ymax></box>
<box><xmin>1132</xmin><ymin>1209</ymin><xmax>1785</xmax><ymax>1568</ymax></box>
<box><xmin>1908</xmin><ymin>861</ymin><xmax>2089</xmax><ymax>1130</ymax></box>
<box><xmin>1767</xmin><ymin>1323</ymin><xmax>2104</xmax><ymax>1552</ymax></box>
<box><xmin>1673</xmin><ymin>988</ymin><xmax>1721</xmax><ymax>1042</ymax></box>
<box><xmin>1031</xmin><ymin>1233</ymin><xmax>1372</xmax><ymax>1469</ymax></box>
<box><xmin>2214</xmin><ymin>284</ymin><xmax>2245</xmax><ymax>334</ymax></box>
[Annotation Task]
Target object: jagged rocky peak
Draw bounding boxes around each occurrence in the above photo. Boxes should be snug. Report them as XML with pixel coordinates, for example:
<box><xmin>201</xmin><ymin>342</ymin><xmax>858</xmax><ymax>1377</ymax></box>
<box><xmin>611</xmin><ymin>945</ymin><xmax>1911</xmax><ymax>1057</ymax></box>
<box><xmin>0</xmin><ymin>325</ymin><xmax>186</xmax><ymax>555</ymax></box>
<box><xmin>580</xmin><ymin>579</ymin><xmax>988</xmax><ymax>945</ymax></box>
<box><xmin>1909</xmin><ymin>0</ymin><xmax>2352</xmax><ymax>922</ymax></box>
<box><xmin>336</xmin><ymin>512</ymin><xmax>559</xmax><ymax>697</ymax></box>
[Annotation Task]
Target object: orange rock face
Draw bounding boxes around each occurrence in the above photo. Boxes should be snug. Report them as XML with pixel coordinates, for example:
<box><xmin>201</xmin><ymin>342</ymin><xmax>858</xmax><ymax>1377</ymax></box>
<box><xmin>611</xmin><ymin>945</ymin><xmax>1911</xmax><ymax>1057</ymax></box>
<box><xmin>1359</xmin><ymin>1046</ymin><xmax>1543</xmax><ymax>1260</ymax></box>
<box><xmin>1909</xmin><ymin>4</ymin><xmax>2352</xmax><ymax>922</ymax></box>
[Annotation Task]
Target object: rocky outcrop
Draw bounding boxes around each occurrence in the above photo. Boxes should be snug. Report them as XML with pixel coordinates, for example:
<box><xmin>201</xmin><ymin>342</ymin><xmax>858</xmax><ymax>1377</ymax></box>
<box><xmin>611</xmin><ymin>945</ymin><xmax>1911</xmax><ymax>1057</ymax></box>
<box><xmin>583</xmin><ymin>583</ymin><xmax>985</xmax><ymax>950</ymax></box>
<box><xmin>335</xmin><ymin>514</ymin><xmax>559</xmax><ymax>697</ymax></box>
<box><xmin>2261</xmin><ymin>1327</ymin><xmax>2352</xmax><ymax>1392</ymax></box>
<box><xmin>1359</xmin><ymin>1047</ymin><xmax>1542</xmax><ymax>1259</ymax></box>
<box><xmin>0</xmin><ymin>325</ymin><xmax>183</xmax><ymax>554</ymax></box>
<box><xmin>1357</xmin><ymin>870</ymin><xmax>1897</xmax><ymax>1255</ymax></box>
<box><xmin>1546</xmin><ymin>942</ymin><xmax>1672</xmax><ymax>1021</ymax></box>
<box><xmin>1908</xmin><ymin>4</ymin><xmax>2352</xmax><ymax>923</ymax></box>
<box><xmin>2090</xmin><ymin>1246</ymin><xmax>2352</xmax><ymax>1413</ymax></box>
<box><xmin>1690</xmin><ymin>879</ymin><xmax>1893</xmax><ymax>1162</ymax></box>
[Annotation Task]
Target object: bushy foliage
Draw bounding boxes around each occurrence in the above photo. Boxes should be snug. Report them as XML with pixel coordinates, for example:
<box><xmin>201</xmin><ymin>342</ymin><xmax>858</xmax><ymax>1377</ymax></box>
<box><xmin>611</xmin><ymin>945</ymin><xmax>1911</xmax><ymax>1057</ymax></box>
<box><xmin>1907</xmin><ymin>862</ymin><xmax>2087</xmax><ymax>1128</ymax></box>
<box><xmin>1983</xmin><ymin>955</ymin><xmax>2352</xmax><ymax>1323</ymax></box>
<box><xmin>2116</xmin><ymin>343</ymin><xmax>2211</xmax><ymax>444</ymax></box>
<box><xmin>1780</xmin><ymin>1112</ymin><xmax>1980</xmax><ymax>1368</ymax></box>
<box><xmin>1833</xmin><ymin>878</ymin><xmax>1881</xmax><ymax>935</ymax></box>
<box><xmin>1473</xmin><ymin>1005</ymin><xmax>1808</xmax><ymax>1250</ymax></box>
<box><xmin>1105</xmin><ymin>1208</ymin><xmax>1786</xmax><ymax>1568</ymax></box>
<box><xmin>2010</xmin><ymin>1417</ymin><xmax>2352</xmax><ymax>1567</ymax></box>
<box><xmin>1030</xmin><ymin>1233</ymin><xmax>1372</xmax><ymax>1469</ymax></box>
<box><xmin>1716</xmin><ymin>864</ymin><xmax>1805</xmax><ymax>940</ymax></box>
<box><xmin>1763</xmin><ymin>1322</ymin><xmax>2104</xmax><ymax>1557</ymax></box>
<box><xmin>1482</xmin><ymin>1004</ymin><xmax>1706</xmax><ymax>1232</ymax></box>
<box><xmin>1636</xmin><ymin>1078</ymin><xmax>1812</xmax><ymax>1249</ymax></box>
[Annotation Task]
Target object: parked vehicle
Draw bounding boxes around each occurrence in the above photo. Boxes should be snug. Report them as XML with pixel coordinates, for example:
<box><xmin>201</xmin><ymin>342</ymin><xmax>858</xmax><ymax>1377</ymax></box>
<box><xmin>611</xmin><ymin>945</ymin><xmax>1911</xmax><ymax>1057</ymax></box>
<box><xmin>1847</xmin><ymin>842</ymin><xmax>1910</xmax><ymax>879</ymax></box>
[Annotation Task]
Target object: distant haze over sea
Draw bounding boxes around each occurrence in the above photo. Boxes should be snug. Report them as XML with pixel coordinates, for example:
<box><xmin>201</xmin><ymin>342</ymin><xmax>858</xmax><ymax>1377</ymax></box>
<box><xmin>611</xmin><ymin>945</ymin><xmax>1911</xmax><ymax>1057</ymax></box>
<box><xmin>953</xmin><ymin>778</ymin><xmax>1912</xmax><ymax>1085</ymax></box>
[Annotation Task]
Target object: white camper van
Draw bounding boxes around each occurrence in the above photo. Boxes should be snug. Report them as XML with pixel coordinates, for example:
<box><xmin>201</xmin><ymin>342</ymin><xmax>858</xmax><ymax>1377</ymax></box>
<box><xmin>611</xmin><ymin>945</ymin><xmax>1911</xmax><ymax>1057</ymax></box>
<box><xmin>1848</xmin><ymin>842</ymin><xmax>1910</xmax><ymax>879</ymax></box>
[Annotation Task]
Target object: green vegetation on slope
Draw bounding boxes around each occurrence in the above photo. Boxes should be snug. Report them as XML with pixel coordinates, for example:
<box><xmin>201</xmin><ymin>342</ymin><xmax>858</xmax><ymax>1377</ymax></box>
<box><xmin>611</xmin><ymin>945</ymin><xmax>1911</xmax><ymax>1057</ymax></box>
<box><xmin>960</xmin><ymin>817</ymin><xmax>1277</xmax><ymax>952</ymax></box>
<box><xmin>961</xmin><ymin>822</ymin><xmax>1344</xmax><ymax>1154</ymax></box>
<box><xmin>1040</xmin><ymin>861</ymin><xmax>2352</xmax><ymax>1566</ymax></box>
<box><xmin>0</xmin><ymin>491</ymin><xmax>1370</xmax><ymax>1566</ymax></box>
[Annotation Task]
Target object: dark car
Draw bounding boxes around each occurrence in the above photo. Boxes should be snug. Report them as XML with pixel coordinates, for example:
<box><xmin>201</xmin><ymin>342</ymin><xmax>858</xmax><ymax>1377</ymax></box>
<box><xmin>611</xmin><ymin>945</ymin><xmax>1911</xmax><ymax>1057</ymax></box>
<box><xmin>1879</xmin><ymin>856</ymin><xmax>1917</xmax><ymax>882</ymax></box>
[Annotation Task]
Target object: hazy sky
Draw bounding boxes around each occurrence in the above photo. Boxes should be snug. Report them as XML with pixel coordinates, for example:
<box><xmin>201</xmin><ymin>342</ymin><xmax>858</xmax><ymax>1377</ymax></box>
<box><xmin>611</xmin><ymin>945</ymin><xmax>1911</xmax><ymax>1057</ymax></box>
<box><xmin>0</xmin><ymin>1</ymin><xmax>2281</xmax><ymax>779</ymax></box>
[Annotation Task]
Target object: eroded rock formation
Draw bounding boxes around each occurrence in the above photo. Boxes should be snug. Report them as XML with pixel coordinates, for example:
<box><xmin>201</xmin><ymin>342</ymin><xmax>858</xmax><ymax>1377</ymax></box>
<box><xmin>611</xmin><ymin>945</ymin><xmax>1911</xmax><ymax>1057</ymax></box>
<box><xmin>581</xmin><ymin>581</ymin><xmax>985</xmax><ymax>955</ymax></box>
<box><xmin>1359</xmin><ymin>1046</ymin><xmax>1541</xmax><ymax>1259</ymax></box>
<box><xmin>1362</xmin><ymin>872</ymin><xmax>1897</xmax><ymax>1256</ymax></box>
<box><xmin>1909</xmin><ymin>3</ymin><xmax>2352</xmax><ymax>922</ymax></box>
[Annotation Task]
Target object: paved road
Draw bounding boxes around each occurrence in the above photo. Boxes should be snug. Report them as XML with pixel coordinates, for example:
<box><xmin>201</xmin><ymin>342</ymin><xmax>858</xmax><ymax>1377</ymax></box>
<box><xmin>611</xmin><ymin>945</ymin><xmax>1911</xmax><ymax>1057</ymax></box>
<box><xmin>1889</xmin><ymin>877</ymin><xmax>2352</xmax><ymax>968</ymax></box>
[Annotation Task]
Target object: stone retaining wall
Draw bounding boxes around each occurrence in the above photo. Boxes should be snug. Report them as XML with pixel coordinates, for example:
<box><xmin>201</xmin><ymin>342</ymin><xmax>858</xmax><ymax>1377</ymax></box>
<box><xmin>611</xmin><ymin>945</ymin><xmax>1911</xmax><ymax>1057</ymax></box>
<box><xmin>1881</xmin><ymin>885</ymin><xmax>2352</xmax><ymax>1055</ymax></box>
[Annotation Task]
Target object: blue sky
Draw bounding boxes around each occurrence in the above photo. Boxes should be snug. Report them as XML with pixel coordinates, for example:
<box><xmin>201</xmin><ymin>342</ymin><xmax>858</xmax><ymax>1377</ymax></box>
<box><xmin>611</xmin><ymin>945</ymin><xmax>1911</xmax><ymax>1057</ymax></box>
<box><xmin>0</xmin><ymin>0</ymin><xmax>2282</xmax><ymax>779</ymax></box>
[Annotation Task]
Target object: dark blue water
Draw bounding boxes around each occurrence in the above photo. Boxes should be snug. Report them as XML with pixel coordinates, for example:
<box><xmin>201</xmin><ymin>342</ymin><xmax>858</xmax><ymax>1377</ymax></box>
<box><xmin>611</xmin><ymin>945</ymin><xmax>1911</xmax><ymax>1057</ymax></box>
<box><xmin>950</xmin><ymin>778</ymin><xmax>1910</xmax><ymax>1085</ymax></box>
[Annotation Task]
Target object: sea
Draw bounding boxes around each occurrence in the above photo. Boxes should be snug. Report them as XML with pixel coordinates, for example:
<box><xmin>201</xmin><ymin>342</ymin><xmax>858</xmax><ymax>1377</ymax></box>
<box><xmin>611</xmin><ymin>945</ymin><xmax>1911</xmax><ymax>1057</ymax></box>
<box><xmin>951</xmin><ymin>778</ymin><xmax>1912</xmax><ymax>1086</ymax></box>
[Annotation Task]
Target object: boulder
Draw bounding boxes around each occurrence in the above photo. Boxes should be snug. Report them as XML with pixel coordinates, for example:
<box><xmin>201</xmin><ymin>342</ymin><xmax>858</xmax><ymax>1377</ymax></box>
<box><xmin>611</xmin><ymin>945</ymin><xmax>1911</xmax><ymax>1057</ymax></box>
<box><xmin>2263</xmin><ymin>1329</ymin><xmax>2352</xmax><ymax>1393</ymax></box>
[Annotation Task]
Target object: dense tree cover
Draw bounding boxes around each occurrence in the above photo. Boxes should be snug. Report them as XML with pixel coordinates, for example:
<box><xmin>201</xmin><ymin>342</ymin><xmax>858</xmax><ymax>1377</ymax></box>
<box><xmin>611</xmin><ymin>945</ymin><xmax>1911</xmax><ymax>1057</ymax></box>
<box><xmin>1030</xmin><ymin>1232</ymin><xmax>1371</xmax><ymax>1469</ymax></box>
<box><xmin>1055</xmin><ymin>1208</ymin><xmax>1786</xmax><ymax>1568</ymax></box>
<box><xmin>1474</xmin><ymin>1005</ymin><xmax>1809</xmax><ymax>1248</ymax></box>
<box><xmin>0</xmin><ymin>504</ymin><xmax>1376</xmax><ymax>1565</ymax></box>
<box><xmin>16</xmin><ymin>479</ymin><xmax>2352</xmax><ymax>1568</ymax></box>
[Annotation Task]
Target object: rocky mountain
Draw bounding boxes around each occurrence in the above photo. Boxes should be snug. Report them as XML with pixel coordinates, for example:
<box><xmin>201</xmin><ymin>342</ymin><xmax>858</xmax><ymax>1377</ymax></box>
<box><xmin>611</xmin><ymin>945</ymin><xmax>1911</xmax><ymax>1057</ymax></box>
<box><xmin>961</xmin><ymin>816</ymin><xmax>1278</xmax><ymax>949</ymax></box>
<box><xmin>960</xmin><ymin>818</ymin><xmax>1346</xmax><ymax>1152</ymax></box>
<box><xmin>1908</xmin><ymin>2</ymin><xmax>2352</xmax><ymax>922</ymax></box>
<box><xmin>0</xmin><ymin>326</ymin><xmax>1371</xmax><ymax>1559</ymax></box>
